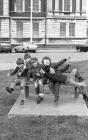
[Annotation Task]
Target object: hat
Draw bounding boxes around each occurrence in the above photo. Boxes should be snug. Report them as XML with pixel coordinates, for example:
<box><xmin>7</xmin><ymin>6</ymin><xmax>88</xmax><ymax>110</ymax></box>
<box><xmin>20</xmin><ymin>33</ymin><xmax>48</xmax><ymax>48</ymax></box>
<box><xmin>42</xmin><ymin>56</ymin><xmax>51</xmax><ymax>65</ymax></box>
<box><xmin>31</xmin><ymin>57</ymin><xmax>38</xmax><ymax>63</ymax></box>
<box><xmin>24</xmin><ymin>53</ymin><xmax>31</xmax><ymax>59</ymax></box>
<box><xmin>16</xmin><ymin>58</ymin><xmax>24</xmax><ymax>65</ymax></box>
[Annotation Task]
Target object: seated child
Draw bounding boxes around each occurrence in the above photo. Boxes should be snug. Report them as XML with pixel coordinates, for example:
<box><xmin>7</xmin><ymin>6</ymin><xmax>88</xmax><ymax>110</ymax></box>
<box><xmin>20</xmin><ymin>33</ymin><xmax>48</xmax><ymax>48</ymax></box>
<box><xmin>6</xmin><ymin>57</ymin><xmax>27</xmax><ymax>105</ymax></box>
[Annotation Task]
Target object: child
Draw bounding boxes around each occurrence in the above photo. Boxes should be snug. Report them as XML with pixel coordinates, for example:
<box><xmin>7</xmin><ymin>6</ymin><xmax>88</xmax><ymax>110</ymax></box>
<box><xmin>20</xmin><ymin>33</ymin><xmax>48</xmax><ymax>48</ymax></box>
<box><xmin>44</xmin><ymin>68</ymin><xmax>88</xmax><ymax>102</ymax></box>
<box><xmin>6</xmin><ymin>57</ymin><xmax>27</xmax><ymax>105</ymax></box>
<box><xmin>27</xmin><ymin>57</ymin><xmax>44</xmax><ymax>103</ymax></box>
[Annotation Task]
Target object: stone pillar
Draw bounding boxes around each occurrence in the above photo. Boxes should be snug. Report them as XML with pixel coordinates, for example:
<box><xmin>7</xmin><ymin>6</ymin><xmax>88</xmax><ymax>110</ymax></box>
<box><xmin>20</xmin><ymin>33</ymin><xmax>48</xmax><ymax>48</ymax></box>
<box><xmin>82</xmin><ymin>0</ymin><xmax>86</xmax><ymax>16</ymax></box>
<box><xmin>61</xmin><ymin>0</ymin><xmax>64</xmax><ymax>15</ymax></box>
<box><xmin>3</xmin><ymin>0</ymin><xmax>9</xmax><ymax>16</ymax></box>
<box><xmin>47</xmin><ymin>0</ymin><xmax>53</xmax><ymax>16</ymax></box>
<box><xmin>23</xmin><ymin>0</ymin><xmax>25</xmax><ymax>12</ymax></box>
<box><xmin>76</xmin><ymin>0</ymin><xmax>80</xmax><ymax>16</ymax></box>
<box><xmin>54</xmin><ymin>0</ymin><xmax>59</xmax><ymax>16</ymax></box>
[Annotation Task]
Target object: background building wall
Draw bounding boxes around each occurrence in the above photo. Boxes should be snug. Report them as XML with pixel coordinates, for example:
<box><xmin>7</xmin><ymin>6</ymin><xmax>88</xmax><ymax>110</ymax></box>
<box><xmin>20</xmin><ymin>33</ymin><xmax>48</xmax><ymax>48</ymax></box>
<box><xmin>0</xmin><ymin>0</ymin><xmax>87</xmax><ymax>46</ymax></box>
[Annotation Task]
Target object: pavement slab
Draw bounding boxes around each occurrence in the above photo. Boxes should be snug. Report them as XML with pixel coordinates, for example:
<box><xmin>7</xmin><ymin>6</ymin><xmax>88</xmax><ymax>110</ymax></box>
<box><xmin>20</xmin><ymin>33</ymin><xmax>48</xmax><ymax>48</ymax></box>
<box><xmin>8</xmin><ymin>93</ymin><xmax>88</xmax><ymax>118</ymax></box>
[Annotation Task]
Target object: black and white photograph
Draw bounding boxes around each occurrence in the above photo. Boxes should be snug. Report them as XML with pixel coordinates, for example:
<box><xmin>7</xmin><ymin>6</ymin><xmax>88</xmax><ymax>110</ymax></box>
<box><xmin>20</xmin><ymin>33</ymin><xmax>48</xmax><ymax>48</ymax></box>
<box><xmin>0</xmin><ymin>0</ymin><xmax>88</xmax><ymax>139</ymax></box>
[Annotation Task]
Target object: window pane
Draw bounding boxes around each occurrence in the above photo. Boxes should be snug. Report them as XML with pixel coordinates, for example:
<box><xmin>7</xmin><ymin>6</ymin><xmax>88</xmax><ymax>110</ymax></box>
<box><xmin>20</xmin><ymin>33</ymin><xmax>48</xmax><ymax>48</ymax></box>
<box><xmin>69</xmin><ymin>23</ymin><xmax>75</xmax><ymax>37</ymax></box>
<box><xmin>16</xmin><ymin>0</ymin><xmax>23</xmax><ymax>12</ymax></box>
<box><xmin>47</xmin><ymin>0</ymin><xmax>52</xmax><ymax>10</ymax></box>
<box><xmin>33</xmin><ymin>22</ymin><xmax>39</xmax><ymax>37</ymax></box>
<box><xmin>0</xmin><ymin>20</ymin><xmax>1</xmax><ymax>37</ymax></box>
<box><xmin>33</xmin><ymin>0</ymin><xmax>39</xmax><ymax>12</ymax></box>
<box><xmin>60</xmin><ymin>22</ymin><xmax>66</xmax><ymax>37</ymax></box>
<box><xmin>16</xmin><ymin>20</ymin><xmax>23</xmax><ymax>38</ymax></box>
<box><xmin>64</xmin><ymin>0</ymin><xmax>70</xmax><ymax>12</ymax></box>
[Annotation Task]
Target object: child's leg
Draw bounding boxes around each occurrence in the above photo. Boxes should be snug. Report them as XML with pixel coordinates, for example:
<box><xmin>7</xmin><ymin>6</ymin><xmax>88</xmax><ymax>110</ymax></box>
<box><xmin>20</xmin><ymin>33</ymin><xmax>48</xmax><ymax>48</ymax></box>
<box><xmin>67</xmin><ymin>69</ymin><xmax>84</xmax><ymax>88</ymax></box>
<box><xmin>6</xmin><ymin>79</ymin><xmax>20</xmax><ymax>94</ymax></box>
<box><xmin>34</xmin><ymin>79</ymin><xmax>40</xmax><ymax>95</ymax></box>
<box><xmin>36</xmin><ymin>79</ymin><xmax>44</xmax><ymax>104</ymax></box>
<box><xmin>27</xmin><ymin>70</ymin><xmax>31</xmax><ymax>83</ymax></box>
<box><xmin>53</xmin><ymin>82</ymin><xmax>60</xmax><ymax>104</ymax></box>
<box><xmin>67</xmin><ymin>70</ymin><xmax>88</xmax><ymax>100</ymax></box>
<box><xmin>20</xmin><ymin>78</ymin><xmax>27</xmax><ymax>105</ymax></box>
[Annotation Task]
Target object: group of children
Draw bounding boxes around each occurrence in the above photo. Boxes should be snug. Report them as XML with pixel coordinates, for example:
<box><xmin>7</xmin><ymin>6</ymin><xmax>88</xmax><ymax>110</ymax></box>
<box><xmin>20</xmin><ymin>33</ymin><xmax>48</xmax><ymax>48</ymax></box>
<box><xmin>5</xmin><ymin>53</ymin><xmax>88</xmax><ymax>105</ymax></box>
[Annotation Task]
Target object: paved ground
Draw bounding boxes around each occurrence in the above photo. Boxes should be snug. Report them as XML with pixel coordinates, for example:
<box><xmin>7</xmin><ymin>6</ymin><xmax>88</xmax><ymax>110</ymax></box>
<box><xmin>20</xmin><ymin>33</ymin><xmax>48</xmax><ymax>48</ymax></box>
<box><xmin>0</xmin><ymin>49</ymin><xmax>88</xmax><ymax>117</ymax></box>
<box><xmin>8</xmin><ymin>92</ymin><xmax>88</xmax><ymax>118</ymax></box>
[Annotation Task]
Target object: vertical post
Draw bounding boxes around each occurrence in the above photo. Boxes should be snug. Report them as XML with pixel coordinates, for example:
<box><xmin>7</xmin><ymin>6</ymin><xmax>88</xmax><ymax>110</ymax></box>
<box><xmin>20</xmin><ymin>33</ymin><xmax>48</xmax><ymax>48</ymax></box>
<box><xmin>30</xmin><ymin>0</ymin><xmax>33</xmax><ymax>43</ymax></box>
<box><xmin>9</xmin><ymin>17</ymin><xmax>11</xmax><ymax>44</ymax></box>
<box><xmin>45</xmin><ymin>17</ymin><xmax>47</xmax><ymax>47</ymax></box>
<box><xmin>76</xmin><ymin>0</ymin><xmax>80</xmax><ymax>16</ymax></box>
<box><xmin>82</xmin><ymin>0</ymin><xmax>86</xmax><ymax>16</ymax></box>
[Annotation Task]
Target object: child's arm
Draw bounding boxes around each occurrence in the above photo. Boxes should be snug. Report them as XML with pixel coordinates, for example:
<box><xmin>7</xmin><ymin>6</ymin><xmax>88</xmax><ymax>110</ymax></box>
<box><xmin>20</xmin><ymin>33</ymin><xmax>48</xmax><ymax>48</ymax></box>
<box><xmin>9</xmin><ymin>67</ymin><xmax>19</xmax><ymax>76</ymax></box>
<box><xmin>53</xmin><ymin>57</ymin><xmax>70</xmax><ymax>69</ymax></box>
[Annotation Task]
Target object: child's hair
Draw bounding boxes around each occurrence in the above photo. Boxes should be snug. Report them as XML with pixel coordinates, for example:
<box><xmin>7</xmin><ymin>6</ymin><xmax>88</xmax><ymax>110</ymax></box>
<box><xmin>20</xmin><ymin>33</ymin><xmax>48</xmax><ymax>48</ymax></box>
<box><xmin>42</xmin><ymin>56</ymin><xmax>51</xmax><ymax>65</ymax></box>
<box><xmin>16</xmin><ymin>58</ymin><xmax>24</xmax><ymax>65</ymax></box>
<box><xmin>24</xmin><ymin>53</ymin><xmax>31</xmax><ymax>60</ymax></box>
<box><xmin>31</xmin><ymin>57</ymin><xmax>38</xmax><ymax>63</ymax></box>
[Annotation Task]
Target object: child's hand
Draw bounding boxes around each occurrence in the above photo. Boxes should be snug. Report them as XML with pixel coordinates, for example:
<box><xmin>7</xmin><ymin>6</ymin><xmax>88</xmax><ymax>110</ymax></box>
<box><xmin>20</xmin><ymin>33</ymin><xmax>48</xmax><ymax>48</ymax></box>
<box><xmin>40</xmin><ymin>69</ymin><xmax>45</xmax><ymax>74</ymax></box>
<box><xmin>50</xmin><ymin>68</ymin><xmax>55</xmax><ymax>74</ymax></box>
<box><xmin>36</xmin><ymin>73</ymin><xmax>40</xmax><ymax>76</ymax></box>
<box><xmin>67</xmin><ymin>56</ymin><xmax>71</xmax><ymax>60</ymax></box>
<box><xmin>7</xmin><ymin>73</ymin><xmax>10</xmax><ymax>77</ymax></box>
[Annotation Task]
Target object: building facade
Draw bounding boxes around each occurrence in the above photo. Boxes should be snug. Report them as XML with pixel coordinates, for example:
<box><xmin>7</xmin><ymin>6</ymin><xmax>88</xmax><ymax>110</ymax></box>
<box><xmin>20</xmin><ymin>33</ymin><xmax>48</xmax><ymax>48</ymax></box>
<box><xmin>0</xmin><ymin>0</ymin><xmax>9</xmax><ymax>43</ymax></box>
<box><xmin>0</xmin><ymin>0</ymin><xmax>87</xmax><ymax>46</ymax></box>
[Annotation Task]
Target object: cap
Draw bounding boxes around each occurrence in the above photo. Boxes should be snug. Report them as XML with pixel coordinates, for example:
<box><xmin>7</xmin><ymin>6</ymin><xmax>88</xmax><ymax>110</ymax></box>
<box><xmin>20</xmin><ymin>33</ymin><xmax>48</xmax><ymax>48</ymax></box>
<box><xmin>24</xmin><ymin>53</ymin><xmax>31</xmax><ymax>59</ymax></box>
<box><xmin>31</xmin><ymin>57</ymin><xmax>38</xmax><ymax>63</ymax></box>
<box><xmin>16</xmin><ymin>58</ymin><xmax>24</xmax><ymax>65</ymax></box>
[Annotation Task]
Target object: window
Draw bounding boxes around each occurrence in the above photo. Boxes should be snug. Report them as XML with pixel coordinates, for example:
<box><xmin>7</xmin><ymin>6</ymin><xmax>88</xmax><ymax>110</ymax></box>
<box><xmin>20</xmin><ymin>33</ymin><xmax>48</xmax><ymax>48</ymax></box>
<box><xmin>15</xmin><ymin>0</ymin><xmax>24</xmax><ymax>12</ymax></box>
<box><xmin>60</xmin><ymin>22</ymin><xmax>66</xmax><ymax>37</ymax></box>
<box><xmin>0</xmin><ymin>20</ymin><xmax>1</xmax><ymax>37</ymax></box>
<box><xmin>64</xmin><ymin>0</ymin><xmax>70</xmax><ymax>12</ymax></box>
<box><xmin>16</xmin><ymin>20</ymin><xmax>23</xmax><ymax>38</ymax></box>
<box><xmin>33</xmin><ymin>22</ymin><xmax>39</xmax><ymax>37</ymax></box>
<box><xmin>69</xmin><ymin>23</ymin><xmax>75</xmax><ymax>37</ymax></box>
<box><xmin>33</xmin><ymin>0</ymin><xmax>41</xmax><ymax>12</ymax></box>
<box><xmin>47</xmin><ymin>0</ymin><xmax>52</xmax><ymax>11</ymax></box>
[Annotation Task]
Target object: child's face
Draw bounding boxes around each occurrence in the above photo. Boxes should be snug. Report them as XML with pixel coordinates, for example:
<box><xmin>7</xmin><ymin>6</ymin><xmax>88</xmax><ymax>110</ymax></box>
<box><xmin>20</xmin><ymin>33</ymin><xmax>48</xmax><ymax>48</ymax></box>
<box><xmin>44</xmin><ymin>59</ymin><xmax>50</xmax><ymax>66</ymax></box>
<box><xmin>32</xmin><ymin>61</ymin><xmax>38</xmax><ymax>67</ymax></box>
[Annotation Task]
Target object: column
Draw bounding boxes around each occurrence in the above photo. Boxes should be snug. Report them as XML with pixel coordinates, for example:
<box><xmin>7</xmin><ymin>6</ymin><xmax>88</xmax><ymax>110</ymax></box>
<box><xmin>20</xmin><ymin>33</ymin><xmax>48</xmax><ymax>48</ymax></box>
<box><xmin>54</xmin><ymin>0</ymin><xmax>59</xmax><ymax>15</ymax></box>
<box><xmin>70</xmin><ymin>0</ymin><xmax>73</xmax><ymax>16</ymax></box>
<box><xmin>76</xmin><ymin>0</ymin><xmax>80</xmax><ymax>16</ymax></box>
<box><xmin>61</xmin><ymin>0</ymin><xmax>64</xmax><ymax>15</ymax></box>
<box><xmin>23</xmin><ymin>0</ymin><xmax>25</xmax><ymax>12</ymax></box>
<box><xmin>3</xmin><ymin>0</ymin><xmax>9</xmax><ymax>16</ymax></box>
<box><xmin>47</xmin><ymin>0</ymin><xmax>53</xmax><ymax>16</ymax></box>
<box><xmin>82</xmin><ymin>0</ymin><xmax>86</xmax><ymax>16</ymax></box>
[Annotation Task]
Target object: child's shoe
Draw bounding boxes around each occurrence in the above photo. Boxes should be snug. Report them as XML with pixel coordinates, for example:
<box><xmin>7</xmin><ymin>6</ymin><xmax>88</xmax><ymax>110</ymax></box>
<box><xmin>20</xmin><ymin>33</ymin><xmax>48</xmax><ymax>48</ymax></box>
<box><xmin>5</xmin><ymin>87</ymin><xmax>14</xmax><ymax>94</ymax></box>
<box><xmin>37</xmin><ymin>96</ymin><xmax>43</xmax><ymax>104</ymax></box>
<box><xmin>83</xmin><ymin>94</ymin><xmax>88</xmax><ymax>101</ymax></box>
<box><xmin>54</xmin><ymin>97</ymin><xmax>59</xmax><ymax>105</ymax></box>
<box><xmin>20</xmin><ymin>100</ymin><xmax>24</xmax><ymax>105</ymax></box>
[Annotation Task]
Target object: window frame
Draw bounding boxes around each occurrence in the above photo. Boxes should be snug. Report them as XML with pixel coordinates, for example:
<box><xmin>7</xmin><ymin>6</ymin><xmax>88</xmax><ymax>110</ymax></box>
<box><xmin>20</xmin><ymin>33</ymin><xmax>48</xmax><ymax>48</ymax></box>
<box><xmin>64</xmin><ymin>0</ymin><xmax>71</xmax><ymax>12</ymax></box>
<box><xmin>15</xmin><ymin>0</ymin><xmax>25</xmax><ymax>12</ymax></box>
<box><xmin>33</xmin><ymin>0</ymin><xmax>41</xmax><ymax>12</ymax></box>
<box><xmin>16</xmin><ymin>20</ymin><xmax>23</xmax><ymax>38</ymax></box>
<box><xmin>60</xmin><ymin>22</ymin><xmax>66</xmax><ymax>37</ymax></box>
<box><xmin>33</xmin><ymin>21</ymin><xmax>39</xmax><ymax>37</ymax></box>
<box><xmin>0</xmin><ymin>20</ymin><xmax>1</xmax><ymax>37</ymax></box>
<box><xmin>69</xmin><ymin>23</ymin><xmax>75</xmax><ymax>37</ymax></box>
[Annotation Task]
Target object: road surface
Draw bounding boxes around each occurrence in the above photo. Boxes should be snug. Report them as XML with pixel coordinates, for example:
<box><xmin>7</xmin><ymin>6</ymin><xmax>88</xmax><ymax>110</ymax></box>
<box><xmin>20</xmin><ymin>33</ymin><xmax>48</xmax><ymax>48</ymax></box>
<box><xmin>0</xmin><ymin>49</ymin><xmax>88</xmax><ymax>70</ymax></box>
